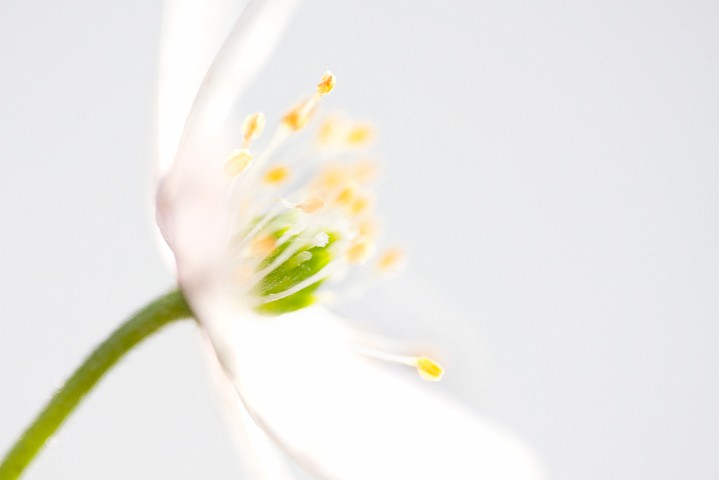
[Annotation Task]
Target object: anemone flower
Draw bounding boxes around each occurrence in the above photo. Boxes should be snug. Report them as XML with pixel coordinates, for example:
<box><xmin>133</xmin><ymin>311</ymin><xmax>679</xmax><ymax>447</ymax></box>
<box><xmin>153</xmin><ymin>1</ymin><xmax>544</xmax><ymax>478</ymax></box>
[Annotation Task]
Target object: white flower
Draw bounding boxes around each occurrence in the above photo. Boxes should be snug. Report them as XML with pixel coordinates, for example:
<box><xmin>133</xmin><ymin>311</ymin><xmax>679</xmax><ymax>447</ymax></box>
<box><xmin>156</xmin><ymin>1</ymin><xmax>544</xmax><ymax>478</ymax></box>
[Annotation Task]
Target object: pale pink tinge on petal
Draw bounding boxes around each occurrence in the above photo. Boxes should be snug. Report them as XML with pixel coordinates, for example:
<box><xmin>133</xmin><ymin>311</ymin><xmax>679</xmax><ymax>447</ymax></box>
<box><xmin>156</xmin><ymin>0</ymin><xmax>302</xmax><ymax>475</ymax></box>
<box><xmin>156</xmin><ymin>0</ymin><xmax>299</xmax><ymax>291</ymax></box>
<box><xmin>155</xmin><ymin>0</ymin><xmax>247</xmax><ymax>270</ymax></box>
<box><xmin>156</xmin><ymin>0</ymin><xmax>247</xmax><ymax>178</ymax></box>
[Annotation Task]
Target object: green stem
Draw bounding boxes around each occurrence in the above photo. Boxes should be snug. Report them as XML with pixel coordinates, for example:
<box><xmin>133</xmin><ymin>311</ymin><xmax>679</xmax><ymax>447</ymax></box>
<box><xmin>0</xmin><ymin>288</ymin><xmax>194</xmax><ymax>479</ymax></box>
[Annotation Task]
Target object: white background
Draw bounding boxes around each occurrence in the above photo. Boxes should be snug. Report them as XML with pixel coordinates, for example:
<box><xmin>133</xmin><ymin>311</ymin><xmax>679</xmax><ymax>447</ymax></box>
<box><xmin>1</xmin><ymin>1</ymin><xmax>717</xmax><ymax>479</ymax></box>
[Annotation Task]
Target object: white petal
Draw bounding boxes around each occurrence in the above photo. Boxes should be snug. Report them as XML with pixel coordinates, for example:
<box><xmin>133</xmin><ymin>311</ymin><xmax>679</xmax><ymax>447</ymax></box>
<box><xmin>156</xmin><ymin>0</ymin><xmax>299</xmax><ymax>282</ymax></box>
<box><xmin>204</xmin><ymin>307</ymin><xmax>545</xmax><ymax>480</ymax></box>
<box><xmin>155</xmin><ymin>0</ymin><xmax>247</xmax><ymax>270</ymax></box>
<box><xmin>156</xmin><ymin>0</ymin><xmax>246</xmax><ymax>178</ymax></box>
<box><xmin>202</xmin><ymin>332</ymin><xmax>297</xmax><ymax>480</ymax></box>
<box><xmin>155</xmin><ymin>1</ymin><xmax>301</xmax><ymax>474</ymax></box>
<box><xmin>155</xmin><ymin>2</ymin><xmax>544</xmax><ymax>476</ymax></box>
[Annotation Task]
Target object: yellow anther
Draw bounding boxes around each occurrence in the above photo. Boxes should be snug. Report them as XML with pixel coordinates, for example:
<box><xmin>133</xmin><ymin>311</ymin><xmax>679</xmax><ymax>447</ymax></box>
<box><xmin>282</xmin><ymin>101</ymin><xmax>307</xmax><ymax>131</ymax></box>
<box><xmin>242</xmin><ymin>112</ymin><xmax>266</xmax><ymax>144</ymax></box>
<box><xmin>346</xmin><ymin>124</ymin><xmax>374</xmax><ymax>145</ymax></box>
<box><xmin>415</xmin><ymin>356</ymin><xmax>444</xmax><ymax>382</ymax></box>
<box><xmin>282</xmin><ymin>99</ymin><xmax>316</xmax><ymax>131</ymax></box>
<box><xmin>349</xmin><ymin>196</ymin><xmax>371</xmax><ymax>215</ymax></box>
<box><xmin>352</xmin><ymin>159</ymin><xmax>378</xmax><ymax>183</ymax></box>
<box><xmin>316</xmin><ymin>117</ymin><xmax>341</xmax><ymax>145</ymax></box>
<box><xmin>224</xmin><ymin>148</ymin><xmax>254</xmax><ymax>176</ymax></box>
<box><xmin>283</xmin><ymin>72</ymin><xmax>335</xmax><ymax>131</ymax></box>
<box><xmin>377</xmin><ymin>247</ymin><xmax>405</xmax><ymax>273</ymax></box>
<box><xmin>264</xmin><ymin>165</ymin><xmax>290</xmax><ymax>185</ymax></box>
<box><xmin>248</xmin><ymin>234</ymin><xmax>277</xmax><ymax>257</ymax></box>
<box><xmin>297</xmin><ymin>194</ymin><xmax>326</xmax><ymax>214</ymax></box>
<box><xmin>358</xmin><ymin>219</ymin><xmax>379</xmax><ymax>238</ymax></box>
<box><xmin>335</xmin><ymin>185</ymin><xmax>356</xmax><ymax>206</ymax></box>
<box><xmin>316</xmin><ymin>71</ymin><xmax>336</xmax><ymax>95</ymax></box>
<box><xmin>346</xmin><ymin>237</ymin><xmax>375</xmax><ymax>264</ymax></box>
<box><xmin>316</xmin><ymin>165</ymin><xmax>348</xmax><ymax>189</ymax></box>
<box><xmin>351</xmin><ymin>346</ymin><xmax>445</xmax><ymax>382</ymax></box>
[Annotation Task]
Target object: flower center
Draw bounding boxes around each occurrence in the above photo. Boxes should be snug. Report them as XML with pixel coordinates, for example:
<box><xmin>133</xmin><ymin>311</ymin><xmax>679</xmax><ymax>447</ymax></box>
<box><xmin>221</xmin><ymin>72</ymin><xmax>405</xmax><ymax>315</ymax></box>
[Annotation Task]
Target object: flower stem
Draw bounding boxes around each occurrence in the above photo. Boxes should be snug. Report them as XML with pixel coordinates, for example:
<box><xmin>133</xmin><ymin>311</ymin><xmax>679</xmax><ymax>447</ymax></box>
<box><xmin>0</xmin><ymin>288</ymin><xmax>194</xmax><ymax>479</ymax></box>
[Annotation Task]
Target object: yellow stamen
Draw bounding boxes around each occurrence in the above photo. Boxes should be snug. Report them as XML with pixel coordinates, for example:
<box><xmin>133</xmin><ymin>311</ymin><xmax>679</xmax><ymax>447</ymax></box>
<box><xmin>377</xmin><ymin>247</ymin><xmax>405</xmax><ymax>272</ymax></box>
<box><xmin>264</xmin><ymin>165</ymin><xmax>290</xmax><ymax>185</ymax></box>
<box><xmin>242</xmin><ymin>112</ymin><xmax>266</xmax><ymax>144</ymax></box>
<box><xmin>350</xmin><ymin>345</ymin><xmax>445</xmax><ymax>383</ymax></box>
<box><xmin>282</xmin><ymin>99</ymin><xmax>315</xmax><ymax>131</ymax></box>
<box><xmin>346</xmin><ymin>237</ymin><xmax>374</xmax><ymax>264</ymax></box>
<box><xmin>358</xmin><ymin>219</ymin><xmax>379</xmax><ymax>238</ymax></box>
<box><xmin>283</xmin><ymin>72</ymin><xmax>336</xmax><ymax>131</ymax></box>
<box><xmin>316</xmin><ymin>117</ymin><xmax>341</xmax><ymax>145</ymax></box>
<box><xmin>349</xmin><ymin>196</ymin><xmax>371</xmax><ymax>215</ymax></box>
<box><xmin>297</xmin><ymin>194</ymin><xmax>326</xmax><ymax>214</ymax></box>
<box><xmin>316</xmin><ymin>165</ymin><xmax>348</xmax><ymax>189</ymax></box>
<box><xmin>415</xmin><ymin>356</ymin><xmax>444</xmax><ymax>381</ymax></box>
<box><xmin>346</xmin><ymin>124</ymin><xmax>374</xmax><ymax>145</ymax></box>
<box><xmin>248</xmin><ymin>234</ymin><xmax>277</xmax><ymax>257</ymax></box>
<box><xmin>352</xmin><ymin>159</ymin><xmax>378</xmax><ymax>183</ymax></box>
<box><xmin>316</xmin><ymin>71</ymin><xmax>336</xmax><ymax>95</ymax></box>
<box><xmin>335</xmin><ymin>185</ymin><xmax>356</xmax><ymax>206</ymax></box>
<box><xmin>224</xmin><ymin>148</ymin><xmax>254</xmax><ymax>176</ymax></box>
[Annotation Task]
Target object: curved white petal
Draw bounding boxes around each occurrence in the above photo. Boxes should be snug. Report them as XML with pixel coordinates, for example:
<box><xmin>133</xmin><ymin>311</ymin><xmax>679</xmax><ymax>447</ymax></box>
<box><xmin>203</xmin><ymin>332</ymin><xmax>296</xmax><ymax>480</ymax></box>
<box><xmin>155</xmin><ymin>0</ymin><xmax>249</xmax><ymax>270</ymax></box>
<box><xmin>156</xmin><ymin>1</ymin><xmax>544</xmax><ymax>477</ymax></box>
<box><xmin>156</xmin><ymin>1</ymin><xmax>302</xmax><ymax>476</ymax></box>
<box><xmin>204</xmin><ymin>307</ymin><xmax>545</xmax><ymax>480</ymax></box>
<box><xmin>156</xmin><ymin>0</ymin><xmax>299</xmax><ymax>285</ymax></box>
<box><xmin>156</xmin><ymin>0</ymin><xmax>247</xmax><ymax>178</ymax></box>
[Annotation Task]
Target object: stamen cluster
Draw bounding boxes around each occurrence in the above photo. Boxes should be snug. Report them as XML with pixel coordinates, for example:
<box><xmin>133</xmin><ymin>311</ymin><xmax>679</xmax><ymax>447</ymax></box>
<box><xmin>222</xmin><ymin>72</ymin><xmax>404</xmax><ymax>315</ymax></box>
